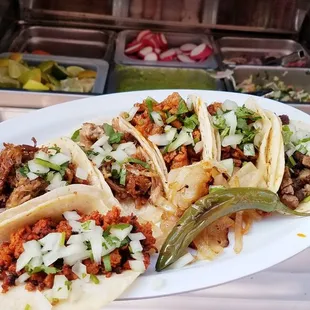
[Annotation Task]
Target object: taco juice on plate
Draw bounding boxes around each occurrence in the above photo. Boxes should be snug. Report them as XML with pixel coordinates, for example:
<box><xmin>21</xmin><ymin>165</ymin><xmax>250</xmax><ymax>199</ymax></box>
<box><xmin>0</xmin><ymin>185</ymin><xmax>155</xmax><ymax>310</ymax></box>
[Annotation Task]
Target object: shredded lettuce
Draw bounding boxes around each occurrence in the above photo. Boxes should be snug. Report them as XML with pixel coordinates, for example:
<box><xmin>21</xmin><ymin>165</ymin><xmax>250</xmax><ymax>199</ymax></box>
<box><xmin>184</xmin><ymin>114</ymin><xmax>199</xmax><ymax>130</ymax></box>
<box><xmin>235</xmin><ymin>106</ymin><xmax>261</xmax><ymax>121</ymax></box>
<box><xmin>282</xmin><ymin>125</ymin><xmax>293</xmax><ymax>145</ymax></box>
<box><xmin>212</xmin><ymin>115</ymin><xmax>226</xmax><ymax>129</ymax></box>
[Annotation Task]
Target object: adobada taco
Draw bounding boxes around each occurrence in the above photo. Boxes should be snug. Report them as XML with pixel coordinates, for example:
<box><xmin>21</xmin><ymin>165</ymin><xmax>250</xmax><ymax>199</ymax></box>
<box><xmin>0</xmin><ymin>185</ymin><xmax>155</xmax><ymax>310</ymax></box>
<box><xmin>206</xmin><ymin>97</ymin><xmax>280</xmax><ymax>190</ymax></box>
<box><xmin>120</xmin><ymin>92</ymin><xmax>222</xmax><ymax>210</ymax></box>
<box><xmin>0</xmin><ymin>137</ymin><xmax>107</xmax><ymax>211</ymax></box>
<box><xmin>277</xmin><ymin>115</ymin><xmax>310</xmax><ymax>211</ymax></box>
<box><xmin>68</xmin><ymin>118</ymin><xmax>165</xmax><ymax>225</ymax></box>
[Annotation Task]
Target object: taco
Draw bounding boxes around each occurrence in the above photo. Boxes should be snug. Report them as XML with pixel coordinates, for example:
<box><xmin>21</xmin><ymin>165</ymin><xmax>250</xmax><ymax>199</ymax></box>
<box><xmin>277</xmin><ymin>114</ymin><xmax>310</xmax><ymax>211</ymax></box>
<box><xmin>206</xmin><ymin>97</ymin><xmax>282</xmax><ymax>191</ymax></box>
<box><xmin>0</xmin><ymin>185</ymin><xmax>155</xmax><ymax>309</ymax></box>
<box><xmin>0</xmin><ymin>137</ymin><xmax>109</xmax><ymax>211</ymax></box>
<box><xmin>120</xmin><ymin>92</ymin><xmax>222</xmax><ymax>211</ymax></box>
<box><xmin>69</xmin><ymin>118</ymin><xmax>165</xmax><ymax>226</ymax></box>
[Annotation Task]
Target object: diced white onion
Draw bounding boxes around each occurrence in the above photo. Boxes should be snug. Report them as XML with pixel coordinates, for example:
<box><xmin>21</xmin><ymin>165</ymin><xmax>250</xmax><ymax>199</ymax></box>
<box><xmin>72</xmin><ymin>262</ymin><xmax>89</xmax><ymax>282</ymax></box>
<box><xmin>222</xmin><ymin>134</ymin><xmax>243</xmax><ymax>147</ymax></box>
<box><xmin>35</xmin><ymin>151</ymin><xmax>50</xmax><ymax>161</ymax></box>
<box><xmin>68</xmin><ymin>220</ymin><xmax>82</xmax><ymax>232</ymax></box>
<box><xmin>243</xmin><ymin>143</ymin><xmax>255</xmax><ymax>156</ymax></box>
<box><xmin>36</xmin><ymin>291</ymin><xmax>53</xmax><ymax>310</ymax></box>
<box><xmin>164</xmin><ymin>125</ymin><xmax>172</xmax><ymax>132</ymax></box>
<box><xmin>63</xmin><ymin>211</ymin><xmax>81</xmax><ymax>221</ymax></box>
<box><xmin>59</xmin><ymin>243</ymin><xmax>87</xmax><ymax>259</ymax></box>
<box><xmin>16</xmin><ymin>251</ymin><xmax>33</xmax><ymax>272</ymax></box>
<box><xmin>43</xmin><ymin>249</ymin><xmax>61</xmax><ymax>267</ymax></box>
<box><xmin>286</xmin><ymin>148</ymin><xmax>296</xmax><ymax>158</ymax></box>
<box><xmin>148</xmin><ymin>134</ymin><xmax>170</xmax><ymax>146</ymax></box>
<box><xmin>63</xmin><ymin>250</ymin><xmax>91</xmax><ymax>266</ymax></box>
<box><xmin>129</xmin><ymin>260</ymin><xmax>146</xmax><ymax>272</ymax></box>
<box><xmin>46</xmin><ymin>181</ymin><xmax>67</xmax><ymax>191</ymax></box>
<box><xmin>166</xmin><ymin>128</ymin><xmax>177</xmax><ymax>142</ymax></box>
<box><xmin>89</xmin><ymin>226</ymin><xmax>103</xmax><ymax>264</ymax></box>
<box><xmin>101</xmin><ymin>142</ymin><xmax>113</xmax><ymax>153</ymax></box>
<box><xmin>92</xmin><ymin>146</ymin><xmax>105</xmax><ymax>155</ymax></box>
<box><xmin>222</xmin><ymin>99</ymin><xmax>238</xmax><ymax>111</ymax></box>
<box><xmin>118</xmin><ymin>142</ymin><xmax>137</xmax><ymax>156</ymax></box>
<box><xmin>169</xmin><ymin>252</ymin><xmax>194</xmax><ymax>269</ymax></box>
<box><xmin>50</xmin><ymin>172</ymin><xmax>62</xmax><ymax>184</ymax></box>
<box><xmin>111</xmin><ymin>162</ymin><xmax>121</xmax><ymax>173</ymax></box>
<box><xmin>16</xmin><ymin>272</ymin><xmax>31</xmax><ymax>284</ymax></box>
<box><xmin>92</xmin><ymin>154</ymin><xmax>105</xmax><ymax>168</ymax></box>
<box><xmin>28</xmin><ymin>159</ymin><xmax>50</xmax><ymax>174</ymax></box>
<box><xmin>110</xmin><ymin>225</ymin><xmax>133</xmax><ymax>241</ymax></box>
<box><xmin>67</xmin><ymin>234</ymin><xmax>83</xmax><ymax>245</ymax></box>
<box><xmin>186</xmin><ymin>94</ymin><xmax>197</xmax><ymax>111</ymax></box>
<box><xmin>131</xmin><ymin>252</ymin><xmax>144</xmax><ymax>261</ymax></box>
<box><xmin>52</xmin><ymin>275</ymin><xmax>70</xmax><ymax>300</ymax></box>
<box><xmin>126</xmin><ymin>106</ymin><xmax>139</xmax><ymax>121</ymax></box>
<box><xmin>29</xmin><ymin>256</ymin><xmax>43</xmax><ymax>268</ymax></box>
<box><xmin>220</xmin><ymin>158</ymin><xmax>234</xmax><ymax>176</ymax></box>
<box><xmin>39</xmin><ymin>233</ymin><xmax>63</xmax><ymax>252</ymax></box>
<box><xmin>128</xmin><ymin>232</ymin><xmax>146</xmax><ymax>241</ymax></box>
<box><xmin>92</xmin><ymin>135</ymin><xmax>109</xmax><ymax>148</ymax></box>
<box><xmin>194</xmin><ymin>140</ymin><xmax>204</xmax><ymax>153</ymax></box>
<box><xmin>223</xmin><ymin>111</ymin><xmax>237</xmax><ymax>135</ymax></box>
<box><xmin>27</xmin><ymin>172</ymin><xmax>39</xmax><ymax>180</ymax></box>
<box><xmin>110</xmin><ymin>149</ymin><xmax>128</xmax><ymax>163</ymax></box>
<box><xmin>151</xmin><ymin>111</ymin><xmax>164</xmax><ymax>127</ymax></box>
<box><xmin>75</xmin><ymin>167</ymin><xmax>88</xmax><ymax>180</ymax></box>
<box><xmin>168</xmin><ymin>130</ymin><xmax>191</xmax><ymax>152</ymax></box>
<box><xmin>16</xmin><ymin>240</ymin><xmax>42</xmax><ymax>272</ymax></box>
<box><xmin>130</xmin><ymin>240</ymin><xmax>143</xmax><ymax>253</ymax></box>
<box><xmin>101</xmin><ymin>239</ymin><xmax>117</xmax><ymax>257</ymax></box>
<box><xmin>50</xmin><ymin>153</ymin><xmax>71</xmax><ymax>166</ymax></box>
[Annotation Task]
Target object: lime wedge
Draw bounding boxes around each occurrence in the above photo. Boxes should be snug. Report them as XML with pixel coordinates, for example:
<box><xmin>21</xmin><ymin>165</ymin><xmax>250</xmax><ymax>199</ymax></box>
<box><xmin>78</xmin><ymin>70</ymin><xmax>97</xmax><ymax>79</ymax></box>
<box><xmin>0</xmin><ymin>67</ymin><xmax>9</xmax><ymax>77</ymax></box>
<box><xmin>8</xmin><ymin>60</ymin><xmax>29</xmax><ymax>79</ymax></box>
<box><xmin>23</xmin><ymin>80</ymin><xmax>49</xmax><ymax>91</ymax></box>
<box><xmin>67</xmin><ymin>66</ymin><xmax>85</xmax><ymax>77</ymax></box>
<box><xmin>19</xmin><ymin>68</ymin><xmax>41</xmax><ymax>85</ymax></box>
<box><xmin>39</xmin><ymin>61</ymin><xmax>55</xmax><ymax>73</ymax></box>
<box><xmin>0</xmin><ymin>59</ymin><xmax>9</xmax><ymax>67</ymax></box>
<box><xmin>0</xmin><ymin>76</ymin><xmax>20</xmax><ymax>88</ymax></box>
<box><xmin>47</xmin><ymin>74</ymin><xmax>60</xmax><ymax>87</ymax></box>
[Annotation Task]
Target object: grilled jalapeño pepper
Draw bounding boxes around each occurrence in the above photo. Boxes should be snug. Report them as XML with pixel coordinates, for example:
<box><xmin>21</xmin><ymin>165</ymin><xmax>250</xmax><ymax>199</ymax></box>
<box><xmin>156</xmin><ymin>188</ymin><xmax>310</xmax><ymax>271</ymax></box>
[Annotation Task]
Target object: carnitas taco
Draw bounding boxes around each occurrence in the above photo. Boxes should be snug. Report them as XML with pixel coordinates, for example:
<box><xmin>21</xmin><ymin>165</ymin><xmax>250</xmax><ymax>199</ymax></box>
<box><xmin>206</xmin><ymin>97</ymin><xmax>281</xmax><ymax>191</ymax></box>
<box><xmin>69</xmin><ymin>119</ymin><xmax>165</xmax><ymax>226</ymax></box>
<box><xmin>120</xmin><ymin>92</ymin><xmax>222</xmax><ymax>211</ymax></box>
<box><xmin>278</xmin><ymin>114</ymin><xmax>310</xmax><ymax>211</ymax></box>
<box><xmin>0</xmin><ymin>185</ymin><xmax>155</xmax><ymax>309</ymax></box>
<box><xmin>0</xmin><ymin>137</ymin><xmax>107</xmax><ymax>211</ymax></box>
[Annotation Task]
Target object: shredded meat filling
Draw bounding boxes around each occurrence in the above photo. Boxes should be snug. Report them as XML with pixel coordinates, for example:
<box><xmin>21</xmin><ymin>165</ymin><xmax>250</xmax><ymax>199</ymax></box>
<box><xmin>79</xmin><ymin>123</ymin><xmax>104</xmax><ymax>149</ymax></box>
<box><xmin>0</xmin><ymin>207</ymin><xmax>155</xmax><ymax>293</ymax></box>
<box><xmin>221</xmin><ymin>146</ymin><xmax>258</xmax><ymax>167</ymax></box>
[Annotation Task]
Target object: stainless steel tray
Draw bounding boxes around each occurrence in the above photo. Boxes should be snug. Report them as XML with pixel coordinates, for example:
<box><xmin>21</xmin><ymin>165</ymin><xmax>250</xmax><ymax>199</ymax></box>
<box><xmin>8</xmin><ymin>26</ymin><xmax>115</xmax><ymax>60</ymax></box>
<box><xmin>115</xmin><ymin>30</ymin><xmax>218</xmax><ymax>69</ymax></box>
<box><xmin>217</xmin><ymin>37</ymin><xmax>308</xmax><ymax>66</ymax></box>
<box><xmin>225</xmin><ymin>65</ymin><xmax>310</xmax><ymax>104</ymax></box>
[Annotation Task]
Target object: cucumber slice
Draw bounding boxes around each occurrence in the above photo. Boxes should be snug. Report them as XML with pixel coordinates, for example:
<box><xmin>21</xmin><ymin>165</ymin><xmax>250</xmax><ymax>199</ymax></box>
<box><xmin>19</xmin><ymin>68</ymin><xmax>41</xmax><ymax>85</ymax></box>
<box><xmin>47</xmin><ymin>74</ymin><xmax>60</xmax><ymax>87</ymax></box>
<box><xmin>52</xmin><ymin>63</ymin><xmax>69</xmax><ymax>80</ymax></box>
<box><xmin>39</xmin><ymin>61</ymin><xmax>55</xmax><ymax>73</ymax></box>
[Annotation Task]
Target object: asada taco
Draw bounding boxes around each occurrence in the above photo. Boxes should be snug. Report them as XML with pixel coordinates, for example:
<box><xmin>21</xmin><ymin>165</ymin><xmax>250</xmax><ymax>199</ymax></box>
<box><xmin>0</xmin><ymin>137</ymin><xmax>107</xmax><ymax>211</ymax></box>
<box><xmin>206</xmin><ymin>97</ymin><xmax>281</xmax><ymax>191</ymax></box>
<box><xmin>120</xmin><ymin>92</ymin><xmax>223</xmax><ymax>211</ymax></box>
<box><xmin>0</xmin><ymin>185</ymin><xmax>155</xmax><ymax>309</ymax></box>
<box><xmin>68</xmin><ymin>118</ymin><xmax>165</xmax><ymax>227</ymax></box>
<box><xmin>277</xmin><ymin>115</ymin><xmax>310</xmax><ymax>211</ymax></box>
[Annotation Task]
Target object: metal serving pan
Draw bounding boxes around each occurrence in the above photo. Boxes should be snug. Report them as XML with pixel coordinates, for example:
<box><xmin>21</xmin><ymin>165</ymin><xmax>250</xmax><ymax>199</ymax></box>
<box><xmin>106</xmin><ymin>64</ymin><xmax>225</xmax><ymax>93</ymax></box>
<box><xmin>217</xmin><ymin>37</ymin><xmax>308</xmax><ymax>66</ymax></box>
<box><xmin>8</xmin><ymin>26</ymin><xmax>115</xmax><ymax>60</ymax></box>
<box><xmin>0</xmin><ymin>53</ymin><xmax>109</xmax><ymax>96</ymax></box>
<box><xmin>225</xmin><ymin>65</ymin><xmax>310</xmax><ymax>104</ymax></box>
<box><xmin>114</xmin><ymin>30</ymin><xmax>218</xmax><ymax>69</ymax></box>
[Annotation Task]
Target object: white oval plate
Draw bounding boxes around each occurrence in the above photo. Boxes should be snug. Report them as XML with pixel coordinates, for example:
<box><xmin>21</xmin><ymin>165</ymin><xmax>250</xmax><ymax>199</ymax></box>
<box><xmin>1</xmin><ymin>90</ymin><xmax>310</xmax><ymax>300</ymax></box>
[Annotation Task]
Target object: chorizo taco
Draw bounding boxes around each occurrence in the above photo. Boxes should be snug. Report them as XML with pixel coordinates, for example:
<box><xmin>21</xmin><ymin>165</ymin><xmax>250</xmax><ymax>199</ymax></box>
<box><xmin>206</xmin><ymin>97</ymin><xmax>282</xmax><ymax>191</ymax></box>
<box><xmin>69</xmin><ymin>118</ymin><xmax>165</xmax><ymax>226</ymax></box>
<box><xmin>277</xmin><ymin>115</ymin><xmax>310</xmax><ymax>211</ymax></box>
<box><xmin>0</xmin><ymin>137</ymin><xmax>110</xmax><ymax>212</ymax></box>
<box><xmin>0</xmin><ymin>185</ymin><xmax>155</xmax><ymax>309</ymax></box>
<box><xmin>120</xmin><ymin>92</ymin><xmax>222</xmax><ymax>211</ymax></box>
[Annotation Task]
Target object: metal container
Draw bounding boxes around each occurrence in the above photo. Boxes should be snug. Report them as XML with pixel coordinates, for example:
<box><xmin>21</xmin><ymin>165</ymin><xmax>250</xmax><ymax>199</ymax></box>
<box><xmin>107</xmin><ymin>64</ymin><xmax>225</xmax><ymax>93</ymax></box>
<box><xmin>114</xmin><ymin>30</ymin><xmax>218</xmax><ymax>69</ymax></box>
<box><xmin>0</xmin><ymin>53</ymin><xmax>109</xmax><ymax>97</ymax></box>
<box><xmin>8</xmin><ymin>26</ymin><xmax>115</xmax><ymax>60</ymax></box>
<box><xmin>217</xmin><ymin>37</ymin><xmax>309</xmax><ymax>66</ymax></box>
<box><xmin>225</xmin><ymin>65</ymin><xmax>310</xmax><ymax>103</ymax></box>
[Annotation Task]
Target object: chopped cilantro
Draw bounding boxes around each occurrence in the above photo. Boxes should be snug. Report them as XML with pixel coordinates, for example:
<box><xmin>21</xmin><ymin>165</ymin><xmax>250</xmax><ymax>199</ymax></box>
<box><xmin>119</xmin><ymin>168</ymin><xmax>127</xmax><ymax>186</ymax></box>
<box><xmin>295</xmin><ymin>137</ymin><xmax>310</xmax><ymax>145</ymax></box>
<box><xmin>19</xmin><ymin>165</ymin><xmax>30</xmax><ymax>177</ymax></box>
<box><xmin>49</xmin><ymin>146</ymin><xmax>61</xmax><ymax>153</ymax></box>
<box><xmin>126</xmin><ymin>157</ymin><xmax>150</xmax><ymax>169</ymax></box>
<box><xmin>184</xmin><ymin>114</ymin><xmax>199</xmax><ymax>130</ymax></box>
<box><xmin>110</xmin><ymin>223</ymin><xmax>131</xmax><ymax>230</ymax></box>
<box><xmin>65</xmin><ymin>280</ymin><xmax>72</xmax><ymax>291</ymax></box>
<box><xmin>71</xmin><ymin>129</ymin><xmax>80</xmax><ymax>142</ymax></box>
<box><xmin>166</xmin><ymin>115</ymin><xmax>177</xmax><ymax>124</ymax></box>
<box><xmin>241</xmin><ymin>129</ymin><xmax>257</xmax><ymax>144</ymax></box>
<box><xmin>81</xmin><ymin>220</ymin><xmax>91</xmax><ymax>230</ymax></box>
<box><xmin>145</xmin><ymin>97</ymin><xmax>155</xmax><ymax>121</ymax></box>
<box><xmin>220</xmin><ymin>127</ymin><xmax>230</xmax><ymax>138</ymax></box>
<box><xmin>282</xmin><ymin>125</ymin><xmax>293</xmax><ymax>145</ymax></box>
<box><xmin>177</xmin><ymin>98</ymin><xmax>189</xmax><ymax>115</ymax></box>
<box><xmin>288</xmin><ymin>155</ymin><xmax>297</xmax><ymax>167</ymax></box>
<box><xmin>90</xmin><ymin>274</ymin><xmax>100</xmax><ymax>284</ymax></box>
<box><xmin>120</xmin><ymin>236</ymin><xmax>130</xmax><ymax>247</ymax></box>
<box><xmin>59</xmin><ymin>232</ymin><xmax>66</xmax><ymax>246</ymax></box>
<box><xmin>111</xmin><ymin>169</ymin><xmax>120</xmax><ymax>179</ymax></box>
<box><xmin>25</xmin><ymin>265</ymin><xmax>59</xmax><ymax>275</ymax></box>
<box><xmin>103</xmin><ymin>123</ymin><xmax>123</xmax><ymax>144</ymax></box>
<box><xmin>237</xmin><ymin>118</ymin><xmax>248</xmax><ymax>131</ymax></box>
<box><xmin>212</xmin><ymin>115</ymin><xmax>226</xmax><ymax>129</ymax></box>
<box><xmin>103</xmin><ymin>255</ymin><xmax>112</xmax><ymax>272</ymax></box>
<box><xmin>235</xmin><ymin>106</ymin><xmax>261</xmax><ymax>121</ymax></box>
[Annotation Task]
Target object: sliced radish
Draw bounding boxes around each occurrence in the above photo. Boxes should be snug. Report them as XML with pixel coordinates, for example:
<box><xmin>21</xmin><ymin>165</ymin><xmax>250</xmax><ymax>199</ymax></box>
<box><xmin>177</xmin><ymin>54</ymin><xmax>195</xmax><ymax>63</ymax></box>
<box><xmin>144</xmin><ymin>52</ymin><xmax>158</xmax><ymax>61</ymax></box>
<box><xmin>190</xmin><ymin>43</ymin><xmax>213</xmax><ymax>61</ymax></box>
<box><xmin>158</xmin><ymin>33</ymin><xmax>168</xmax><ymax>49</ymax></box>
<box><xmin>180</xmin><ymin>43</ymin><xmax>197</xmax><ymax>53</ymax></box>
<box><xmin>154</xmin><ymin>48</ymin><xmax>161</xmax><ymax>54</ymax></box>
<box><xmin>159</xmin><ymin>49</ymin><xmax>176</xmax><ymax>61</ymax></box>
<box><xmin>126</xmin><ymin>39</ymin><xmax>139</xmax><ymax>48</ymax></box>
<box><xmin>125</xmin><ymin>42</ymin><xmax>144</xmax><ymax>55</ymax></box>
<box><xmin>138</xmin><ymin>46</ymin><xmax>153</xmax><ymax>58</ymax></box>
<box><xmin>142</xmin><ymin>34</ymin><xmax>158</xmax><ymax>48</ymax></box>
<box><xmin>137</xmin><ymin>30</ymin><xmax>152</xmax><ymax>42</ymax></box>
<box><xmin>174</xmin><ymin>48</ymin><xmax>182</xmax><ymax>55</ymax></box>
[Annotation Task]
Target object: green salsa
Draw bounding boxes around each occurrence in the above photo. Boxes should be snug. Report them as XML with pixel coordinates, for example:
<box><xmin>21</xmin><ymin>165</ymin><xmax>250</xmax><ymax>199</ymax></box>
<box><xmin>115</xmin><ymin>65</ymin><xmax>217</xmax><ymax>92</ymax></box>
